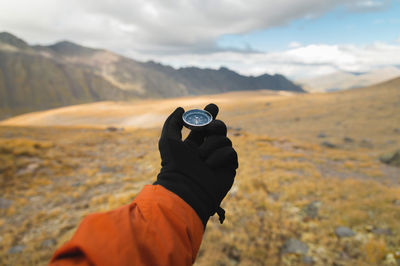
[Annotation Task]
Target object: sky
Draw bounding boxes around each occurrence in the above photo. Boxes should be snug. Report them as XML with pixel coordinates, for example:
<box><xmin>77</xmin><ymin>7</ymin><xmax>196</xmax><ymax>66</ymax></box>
<box><xmin>1</xmin><ymin>0</ymin><xmax>400</xmax><ymax>79</ymax></box>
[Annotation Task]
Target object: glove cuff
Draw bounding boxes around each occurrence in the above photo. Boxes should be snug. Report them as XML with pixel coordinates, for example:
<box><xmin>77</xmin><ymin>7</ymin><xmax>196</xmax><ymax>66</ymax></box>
<box><xmin>154</xmin><ymin>172</ymin><xmax>216</xmax><ymax>227</ymax></box>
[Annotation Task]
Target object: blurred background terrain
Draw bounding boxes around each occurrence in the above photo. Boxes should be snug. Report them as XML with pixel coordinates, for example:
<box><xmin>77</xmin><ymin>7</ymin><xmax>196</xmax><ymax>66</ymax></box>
<box><xmin>0</xmin><ymin>32</ymin><xmax>303</xmax><ymax>120</ymax></box>
<box><xmin>1</xmin><ymin>0</ymin><xmax>400</xmax><ymax>265</ymax></box>
<box><xmin>1</xmin><ymin>75</ymin><xmax>399</xmax><ymax>265</ymax></box>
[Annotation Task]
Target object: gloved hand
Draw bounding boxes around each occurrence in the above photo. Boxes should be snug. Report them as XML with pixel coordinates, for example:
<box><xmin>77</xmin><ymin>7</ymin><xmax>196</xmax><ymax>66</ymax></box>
<box><xmin>154</xmin><ymin>104</ymin><xmax>238</xmax><ymax>227</ymax></box>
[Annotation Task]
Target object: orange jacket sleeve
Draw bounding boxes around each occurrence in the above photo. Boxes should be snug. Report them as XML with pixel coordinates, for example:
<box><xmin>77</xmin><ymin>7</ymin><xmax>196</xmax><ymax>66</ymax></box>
<box><xmin>50</xmin><ymin>185</ymin><xmax>204</xmax><ymax>266</ymax></box>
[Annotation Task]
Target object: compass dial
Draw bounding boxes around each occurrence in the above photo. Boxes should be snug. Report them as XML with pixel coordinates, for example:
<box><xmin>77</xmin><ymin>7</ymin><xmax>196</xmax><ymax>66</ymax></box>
<box><xmin>182</xmin><ymin>109</ymin><xmax>213</xmax><ymax>129</ymax></box>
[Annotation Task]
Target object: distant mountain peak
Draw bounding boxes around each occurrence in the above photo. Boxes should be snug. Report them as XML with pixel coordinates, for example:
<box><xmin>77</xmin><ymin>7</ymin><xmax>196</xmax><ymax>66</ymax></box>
<box><xmin>47</xmin><ymin>40</ymin><xmax>98</xmax><ymax>56</ymax></box>
<box><xmin>348</xmin><ymin>71</ymin><xmax>366</xmax><ymax>76</ymax></box>
<box><xmin>0</xmin><ymin>32</ymin><xmax>29</xmax><ymax>49</ymax></box>
<box><xmin>218</xmin><ymin>66</ymin><xmax>230</xmax><ymax>71</ymax></box>
<box><xmin>0</xmin><ymin>31</ymin><xmax>305</xmax><ymax>120</ymax></box>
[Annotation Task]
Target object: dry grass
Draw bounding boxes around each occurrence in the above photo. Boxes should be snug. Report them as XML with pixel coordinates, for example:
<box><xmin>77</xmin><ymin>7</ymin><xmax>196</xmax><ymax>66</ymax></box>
<box><xmin>0</xmin><ymin>84</ymin><xmax>399</xmax><ymax>265</ymax></box>
<box><xmin>0</xmin><ymin>126</ymin><xmax>398</xmax><ymax>266</ymax></box>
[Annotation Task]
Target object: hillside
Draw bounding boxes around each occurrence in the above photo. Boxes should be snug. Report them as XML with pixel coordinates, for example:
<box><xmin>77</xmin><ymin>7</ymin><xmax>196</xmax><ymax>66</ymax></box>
<box><xmin>0</xmin><ymin>47</ymin><xmax>137</xmax><ymax>116</ymax></box>
<box><xmin>0</xmin><ymin>32</ymin><xmax>304</xmax><ymax>119</ymax></box>
<box><xmin>2</xmin><ymin>76</ymin><xmax>399</xmax><ymax>151</ymax></box>
<box><xmin>0</xmin><ymin>78</ymin><xmax>399</xmax><ymax>265</ymax></box>
<box><xmin>298</xmin><ymin>67</ymin><xmax>400</xmax><ymax>92</ymax></box>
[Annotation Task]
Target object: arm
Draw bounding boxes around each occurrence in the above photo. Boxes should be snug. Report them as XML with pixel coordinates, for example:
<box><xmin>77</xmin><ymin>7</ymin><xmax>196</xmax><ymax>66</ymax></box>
<box><xmin>50</xmin><ymin>185</ymin><xmax>203</xmax><ymax>266</ymax></box>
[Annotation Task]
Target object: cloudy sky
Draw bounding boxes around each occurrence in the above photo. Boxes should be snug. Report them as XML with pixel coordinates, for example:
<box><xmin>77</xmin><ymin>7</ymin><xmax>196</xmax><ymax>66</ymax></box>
<box><xmin>1</xmin><ymin>0</ymin><xmax>400</xmax><ymax>78</ymax></box>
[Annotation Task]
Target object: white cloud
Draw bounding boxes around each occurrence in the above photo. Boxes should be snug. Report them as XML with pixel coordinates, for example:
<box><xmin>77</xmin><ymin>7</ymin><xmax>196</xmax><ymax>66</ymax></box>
<box><xmin>142</xmin><ymin>42</ymin><xmax>400</xmax><ymax>79</ymax></box>
<box><xmin>0</xmin><ymin>0</ymin><xmax>387</xmax><ymax>55</ymax></box>
<box><xmin>346</xmin><ymin>0</ymin><xmax>390</xmax><ymax>12</ymax></box>
<box><xmin>0</xmin><ymin>0</ymin><xmax>397</xmax><ymax>79</ymax></box>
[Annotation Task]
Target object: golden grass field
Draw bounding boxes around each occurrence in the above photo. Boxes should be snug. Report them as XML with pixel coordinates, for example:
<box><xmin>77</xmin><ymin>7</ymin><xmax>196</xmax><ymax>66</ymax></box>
<box><xmin>0</xmin><ymin>80</ymin><xmax>399</xmax><ymax>265</ymax></box>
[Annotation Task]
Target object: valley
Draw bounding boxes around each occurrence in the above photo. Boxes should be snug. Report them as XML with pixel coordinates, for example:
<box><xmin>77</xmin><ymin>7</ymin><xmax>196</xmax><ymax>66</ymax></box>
<box><xmin>0</xmin><ymin>77</ymin><xmax>399</xmax><ymax>265</ymax></box>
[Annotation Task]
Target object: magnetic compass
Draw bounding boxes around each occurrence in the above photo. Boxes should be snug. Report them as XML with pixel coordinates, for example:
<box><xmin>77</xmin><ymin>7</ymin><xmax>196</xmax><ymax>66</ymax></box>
<box><xmin>182</xmin><ymin>109</ymin><xmax>213</xmax><ymax>130</ymax></box>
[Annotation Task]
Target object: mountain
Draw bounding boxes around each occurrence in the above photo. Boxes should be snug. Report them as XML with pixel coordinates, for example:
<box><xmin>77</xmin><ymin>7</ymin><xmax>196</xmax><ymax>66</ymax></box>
<box><xmin>0</xmin><ymin>32</ymin><xmax>304</xmax><ymax>119</ymax></box>
<box><xmin>0</xmin><ymin>32</ymin><xmax>30</xmax><ymax>50</ymax></box>
<box><xmin>144</xmin><ymin>62</ymin><xmax>302</xmax><ymax>95</ymax></box>
<box><xmin>297</xmin><ymin>67</ymin><xmax>400</xmax><ymax>93</ymax></box>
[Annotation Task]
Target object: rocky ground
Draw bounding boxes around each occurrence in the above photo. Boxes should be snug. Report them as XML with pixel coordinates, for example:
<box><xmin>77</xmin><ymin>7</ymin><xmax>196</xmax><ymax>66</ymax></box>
<box><xmin>0</xmin><ymin>125</ymin><xmax>399</xmax><ymax>265</ymax></box>
<box><xmin>1</xmin><ymin>83</ymin><xmax>399</xmax><ymax>265</ymax></box>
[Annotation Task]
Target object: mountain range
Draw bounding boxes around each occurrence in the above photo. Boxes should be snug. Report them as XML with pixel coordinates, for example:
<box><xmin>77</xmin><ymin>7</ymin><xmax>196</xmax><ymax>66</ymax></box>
<box><xmin>297</xmin><ymin>66</ymin><xmax>400</xmax><ymax>93</ymax></box>
<box><xmin>0</xmin><ymin>32</ymin><xmax>304</xmax><ymax>119</ymax></box>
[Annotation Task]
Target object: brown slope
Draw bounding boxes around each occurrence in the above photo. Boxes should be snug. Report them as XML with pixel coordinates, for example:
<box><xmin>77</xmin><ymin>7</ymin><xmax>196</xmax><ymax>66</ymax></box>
<box><xmin>2</xmin><ymin>76</ymin><xmax>398</xmax><ymax>151</ymax></box>
<box><xmin>0</xmin><ymin>32</ymin><xmax>303</xmax><ymax>119</ymax></box>
<box><xmin>0</xmin><ymin>48</ymin><xmax>138</xmax><ymax>119</ymax></box>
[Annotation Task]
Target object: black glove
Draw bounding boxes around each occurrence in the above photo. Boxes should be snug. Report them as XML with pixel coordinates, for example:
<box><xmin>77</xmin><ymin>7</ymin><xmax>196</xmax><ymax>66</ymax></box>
<box><xmin>154</xmin><ymin>104</ymin><xmax>238</xmax><ymax>227</ymax></box>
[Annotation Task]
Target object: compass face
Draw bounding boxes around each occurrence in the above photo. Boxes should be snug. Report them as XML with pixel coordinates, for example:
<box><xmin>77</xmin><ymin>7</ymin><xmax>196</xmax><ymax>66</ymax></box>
<box><xmin>182</xmin><ymin>109</ymin><xmax>213</xmax><ymax>129</ymax></box>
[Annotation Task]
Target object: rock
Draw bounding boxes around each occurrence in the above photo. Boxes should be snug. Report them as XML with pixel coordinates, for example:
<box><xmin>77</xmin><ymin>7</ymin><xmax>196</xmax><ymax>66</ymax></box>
<box><xmin>257</xmin><ymin>210</ymin><xmax>266</xmax><ymax>218</ymax></box>
<box><xmin>106</xmin><ymin>126</ymin><xmax>118</xmax><ymax>132</ymax></box>
<box><xmin>8</xmin><ymin>245</ymin><xmax>25</xmax><ymax>254</ymax></box>
<box><xmin>71</xmin><ymin>182</ymin><xmax>81</xmax><ymax>187</ymax></box>
<box><xmin>99</xmin><ymin>166</ymin><xmax>117</xmax><ymax>173</ymax></box>
<box><xmin>281</xmin><ymin>238</ymin><xmax>308</xmax><ymax>255</ymax></box>
<box><xmin>268</xmin><ymin>192</ymin><xmax>280</xmax><ymax>201</ymax></box>
<box><xmin>17</xmin><ymin>162</ymin><xmax>40</xmax><ymax>176</ymax></box>
<box><xmin>343</xmin><ymin>137</ymin><xmax>354</xmax><ymax>143</ymax></box>
<box><xmin>302</xmin><ymin>256</ymin><xmax>314</xmax><ymax>264</ymax></box>
<box><xmin>393</xmin><ymin>199</ymin><xmax>400</xmax><ymax>206</ymax></box>
<box><xmin>383</xmin><ymin>253</ymin><xmax>397</xmax><ymax>265</ymax></box>
<box><xmin>228</xmin><ymin>127</ymin><xmax>242</xmax><ymax>136</ymax></box>
<box><xmin>371</xmin><ymin>228</ymin><xmax>393</xmax><ymax>236</ymax></box>
<box><xmin>335</xmin><ymin>227</ymin><xmax>355</xmax><ymax>238</ymax></box>
<box><xmin>287</xmin><ymin>206</ymin><xmax>300</xmax><ymax>215</ymax></box>
<box><xmin>0</xmin><ymin>197</ymin><xmax>12</xmax><ymax>209</ymax></box>
<box><xmin>394</xmin><ymin>128</ymin><xmax>400</xmax><ymax>134</ymax></box>
<box><xmin>27</xmin><ymin>162</ymin><xmax>40</xmax><ymax>171</ymax></box>
<box><xmin>379</xmin><ymin>150</ymin><xmax>400</xmax><ymax>167</ymax></box>
<box><xmin>360</xmin><ymin>139</ymin><xmax>373</xmax><ymax>148</ymax></box>
<box><xmin>317</xmin><ymin>133</ymin><xmax>327</xmax><ymax>138</ymax></box>
<box><xmin>229</xmin><ymin>185</ymin><xmax>238</xmax><ymax>197</ymax></box>
<box><xmin>41</xmin><ymin>238</ymin><xmax>57</xmax><ymax>248</ymax></box>
<box><xmin>386</xmin><ymin>140</ymin><xmax>396</xmax><ymax>145</ymax></box>
<box><xmin>339</xmin><ymin>251</ymin><xmax>351</xmax><ymax>260</ymax></box>
<box><xmin>134</xmin><ymin>151</ymin><xmax>146</xmax><ymax>159</ymax></box>
<box><xmin>265</xmin><ymin>102</ymin><xmax>271</xmax><ymax>106</ymax></box>
<box><xmin>302</xmin><ymin>201</ymin><xmax>321</xmax><ymax>219</ymax></box>
<box><xmin>321</xmin><ymin>141</ymin><xmax>337</xmax><ymax>148</ymax></box>
<box><xmin>365</xmin><ymin>225</ymin><xmax>374</xmax><ymax>232</ymax></box>
<box><xmin>261</xmin><ymin>155</ymin><xmax>272</xmax><ymax>160</ymax></box>
<box><xmin>226</xmin><ymin>247</ymin><xmax>241</xmax><ymax>263</ymax></box>
<box><xmin>76</xmin><ymin>203</ymin><xmax>89</xmax><ymax>210</ymax></box>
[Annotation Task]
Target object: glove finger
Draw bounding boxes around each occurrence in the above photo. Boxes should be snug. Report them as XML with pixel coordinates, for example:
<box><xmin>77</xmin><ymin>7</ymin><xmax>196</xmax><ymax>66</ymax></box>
<box><xmin>205</xmin><ymin>119</ymin><xmax>227</xmax><ymax>137</ymax></box>
<box><xmin>184</xmin><ymin>103</ymin><xmax>219</xmax><ymax>147</ymax></box>
<box><xmin>204</xmin><ymin>103</ymin><xmax>219</xmax><ymax>119</ymax></box>
<box><xmin>205</xmin><ymin>146</ymin><xmax>238</xmax><ymax>169</ymax></box>
<box><xmin>161</xmin><ymin>107</ymin><xmax>184</xmax><ymax>141</ymax></box>
<box><xmin>199</xmin><ymin>135</ymin><xmax>232</xmax><ymax>158</ymax></box>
